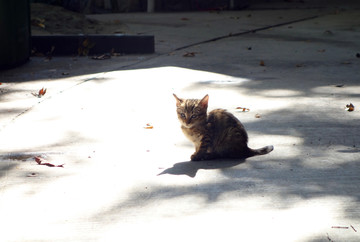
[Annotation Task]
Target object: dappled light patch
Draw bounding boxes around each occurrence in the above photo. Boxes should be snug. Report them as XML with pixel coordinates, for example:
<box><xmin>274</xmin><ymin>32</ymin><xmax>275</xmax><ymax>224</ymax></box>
<box><xmin>1</xmin><ymin>7</ymin><xmax>360</xmax><ymax>239</ymax></box>
<box><xmin>257</xmin><ymin>89</ymin><xmax>303</xmax><ymax>97</ymax></box>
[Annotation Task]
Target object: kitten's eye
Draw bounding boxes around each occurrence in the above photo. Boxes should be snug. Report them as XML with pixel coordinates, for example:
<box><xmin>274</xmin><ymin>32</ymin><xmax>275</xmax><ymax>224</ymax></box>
<box><xmin>180</xmin><ymin>113</ymin><xmax>186</xmax><ymax>119</ymax></box>
<box><xmin>191</xmin><ymin>115</ymin><xmax>197</xmax><ymax>119</ymax></box>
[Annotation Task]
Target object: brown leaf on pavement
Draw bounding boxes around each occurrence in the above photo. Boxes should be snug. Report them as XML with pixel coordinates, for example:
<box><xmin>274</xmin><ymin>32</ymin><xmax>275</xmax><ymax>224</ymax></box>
<box><xmin>39</xmin><ymin>87</ymin><xmax>46</xmax><ymax>96</ymax></box>
<box><xmin>236</xmin><ymin>107</ymin><xmax>250</xmax><ymax>112</ymax></box>
<box><xmin>345</xmin><ymin>103</ymin><xmax>355</xmax><ymax>112</ymax></box>
<box><xmin>183</xmin><ymin>52</ymin><xmax>196</xmax><ymax>57</ymax></box>
<box><xmin>78</xmin><ymin>38</ymin><xmax>95</xmax><ymax>56</ymax></box>
<box><xmin>34</xmin><ymin>156</ymin><xmax>64</xmax><ymax>168</ymax></box>
<box><xmin>32</xmin><ymin>88</ymin><xmax>47</xmax><ymax>98</ymax></box>
<box><xmin>92</xmin><ymin>53</ymin><xmax>111</xmax><ymax>60</ymax></box>
<box><xmin>144</xmin><ymin>123</ymin><xmax>154</xmax><ymax>129</ymax></box>
<box><xmin>31</xmin><ymin>17</ymin><xmax>46</xmax><ymax>28</ymax></box>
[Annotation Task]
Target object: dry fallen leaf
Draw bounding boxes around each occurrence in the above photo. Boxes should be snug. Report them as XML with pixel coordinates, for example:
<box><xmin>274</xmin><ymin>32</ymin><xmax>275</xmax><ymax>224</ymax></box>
<box><xmin>345</xmin><ymin>103</ymin><xmax>355</xmax><ymax>112</ymax></box>
<box><xmin>78</xmin><ymin>38</ymin><xmax>95</xmax><ymax>56</ymax></box>
<box><xmin>31</xmin><ymin>17</ymin><xmax>46</xmax><ymax>28</ymax></box>
<box><xmin>259</xmin><ymin>60</ymin><xmax>265</xmax><ymax>66</ymax></box>
<box><xmin>323</xmin><ymin>30</ymin><xmax>334</xmax><ymax>35</ymax></box>
<box><xmin>34</xmin><ymin>156</ymin><xmax>64</xmax><ymax>168</ymax></box>
<box><xmin>236</xmin><ymin>107</ymin><xmax>250</xmax><ymax>112</ymax></box>
<box><xmin>183</xmin><ymin>52</ymin><xmax>196</xmax><ymax>57</ymax></box>
<box><xmin>92</xmin><ymin>53</ymin><xmax>111</xmax><ymax>60</ymax></box>
<box><xmin>39</xmin><ymin>87</ymin><xmax>46</xmax><ymax>96</ymax></box>
<box><xmin>110</xmin><ymin>48</ymin><xmax>122</xmax><ymax>56</ymax></box>
<box><xmin>32</xmin><ymin>88</ymin><xmax>47</xmax><ymax>98</ymax></box>
<box><xmin>144</xmin><ymin>123</ymin><xmax>154</xmax><ymax>129</ymax></box>
<box><xmin>34</xmin><ymin>156</ymin><xmax>46</xmax><ymax>164</ymax></box>
<box><xmin>255</xmin><ymin>113</ymin><xmax>261</xmax><ymax>118</ymax></box>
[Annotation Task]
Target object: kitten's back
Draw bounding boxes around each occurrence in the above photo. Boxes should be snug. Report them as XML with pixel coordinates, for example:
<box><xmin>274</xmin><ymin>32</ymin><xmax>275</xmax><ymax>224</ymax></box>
<box><xmin>207</xmin><ymin>109</ymin><xmax>249</xmax><ymax>158</ymax></box>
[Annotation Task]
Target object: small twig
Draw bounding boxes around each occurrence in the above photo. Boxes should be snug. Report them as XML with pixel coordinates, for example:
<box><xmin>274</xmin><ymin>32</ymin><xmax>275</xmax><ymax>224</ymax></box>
<box><xmin>350</xmin><ymin>225</ymin><xmax>357</xmax><ymax>232</ymax></box>
<box><xmin>331</xmin><ymin>226</ymin><xmax>349</xmax><ymax>229</ymax></box>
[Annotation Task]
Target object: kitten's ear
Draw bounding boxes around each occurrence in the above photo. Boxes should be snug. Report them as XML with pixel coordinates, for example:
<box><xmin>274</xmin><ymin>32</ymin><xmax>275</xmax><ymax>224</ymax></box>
<box><xmin>200</xmin><ymin>94</ymin><xmax>209</xmax><ymax>108</ymax></box>
<box><xmin>173</xmin><ymin>93</ymin><xmax>183</xmax><ymax>107</ymax></box>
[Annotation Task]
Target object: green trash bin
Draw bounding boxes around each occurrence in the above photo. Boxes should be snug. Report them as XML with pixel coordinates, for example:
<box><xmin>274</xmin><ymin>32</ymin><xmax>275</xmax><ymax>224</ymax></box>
<box><xmin>0</xmin><ymin>0</ymin><xmax>31</xmax><ymax>69</ymax></box>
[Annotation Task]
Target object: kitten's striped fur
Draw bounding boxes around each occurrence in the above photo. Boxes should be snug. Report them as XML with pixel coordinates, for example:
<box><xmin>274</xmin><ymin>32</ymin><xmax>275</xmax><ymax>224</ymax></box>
<box><xmin>173</xmin><ymin>94</ymin><xmax>273</xmax><ymax>161</ymax></box>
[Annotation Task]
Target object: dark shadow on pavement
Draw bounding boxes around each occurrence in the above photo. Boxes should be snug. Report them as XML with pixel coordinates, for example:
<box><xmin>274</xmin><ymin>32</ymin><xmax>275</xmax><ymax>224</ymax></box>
<box><xmin>158</xmin><ymin>158</ymin><xmax>246</xmax><ymax>178</ymax></box>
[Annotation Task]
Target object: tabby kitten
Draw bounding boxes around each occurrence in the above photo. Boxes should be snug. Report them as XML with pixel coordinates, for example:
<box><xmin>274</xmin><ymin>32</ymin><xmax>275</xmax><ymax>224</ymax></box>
<box><xmin>173</xmin><ymin>94</ymin><xmax>273</xmax><ymax>161</ymax></box>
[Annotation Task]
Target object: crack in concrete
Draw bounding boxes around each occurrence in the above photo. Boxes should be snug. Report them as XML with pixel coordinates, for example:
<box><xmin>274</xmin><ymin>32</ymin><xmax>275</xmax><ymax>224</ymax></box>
<box><xmin>174</xmin><ymin>15</ymin><xmax>320</xmax><ymax>51</ymax></box>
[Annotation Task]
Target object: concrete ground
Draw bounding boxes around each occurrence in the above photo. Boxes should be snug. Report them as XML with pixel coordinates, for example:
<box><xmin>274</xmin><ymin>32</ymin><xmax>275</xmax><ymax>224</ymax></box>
<box><xmin>1</xmin><ymin>2</ymin><xmax>360</xmax><ymax>242</ymax></box>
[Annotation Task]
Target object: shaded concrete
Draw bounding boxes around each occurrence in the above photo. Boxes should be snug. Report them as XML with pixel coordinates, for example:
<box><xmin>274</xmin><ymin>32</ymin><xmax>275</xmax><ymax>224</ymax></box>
<box><xmin>0</xmin><ymin>3</ymin><xmax>360</xmax><ymax>242</ymax></box>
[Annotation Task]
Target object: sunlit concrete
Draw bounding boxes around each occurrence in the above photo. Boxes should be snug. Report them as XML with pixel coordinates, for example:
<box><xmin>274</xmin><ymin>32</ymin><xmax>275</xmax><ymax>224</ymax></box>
<box><xmin>1</xmin><ymin>5</ymin><xmax>360</xmax><ymax>242</ymax></box>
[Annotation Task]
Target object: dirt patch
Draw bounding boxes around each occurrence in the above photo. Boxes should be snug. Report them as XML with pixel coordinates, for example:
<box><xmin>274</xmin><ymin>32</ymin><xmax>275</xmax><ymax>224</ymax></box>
<box><xmin>31</xmin><ymin>3</ymin><xmax>129</xmax><ymax>35</ymax></box>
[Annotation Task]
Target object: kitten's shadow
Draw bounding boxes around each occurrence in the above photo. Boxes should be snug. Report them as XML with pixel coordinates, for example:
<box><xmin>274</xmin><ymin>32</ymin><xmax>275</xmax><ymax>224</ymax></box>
<box><xmin>158</xmin><ymin>159</ymin><xmax>246</xmax><ymax>178</ymax></box>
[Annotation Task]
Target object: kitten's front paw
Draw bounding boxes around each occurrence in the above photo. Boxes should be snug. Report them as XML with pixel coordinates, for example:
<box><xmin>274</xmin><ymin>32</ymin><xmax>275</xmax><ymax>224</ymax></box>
<box><xmin>191</xmin><ymin>152</ymin><xmax>216</xmax><ymax>161</ymax></box>
<box><xmin>191</xmin><ymin>153</ymin><xmax>203</xmax><ymax>161</ymax></box>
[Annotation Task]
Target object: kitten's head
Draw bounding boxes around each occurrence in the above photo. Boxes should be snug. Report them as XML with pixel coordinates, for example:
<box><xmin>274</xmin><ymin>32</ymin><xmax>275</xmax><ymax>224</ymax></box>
<box><xmin>173</xmin><ymin>94</ymin><xmax>209</xmax><ymax>128</ymax></box>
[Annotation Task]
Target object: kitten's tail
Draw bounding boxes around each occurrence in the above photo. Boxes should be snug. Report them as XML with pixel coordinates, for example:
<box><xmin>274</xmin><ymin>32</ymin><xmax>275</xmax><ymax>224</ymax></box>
<box><xmin>247</xmin><ymin>145</ymin><xmax>274</xmax><ymax>157</ymax></box>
